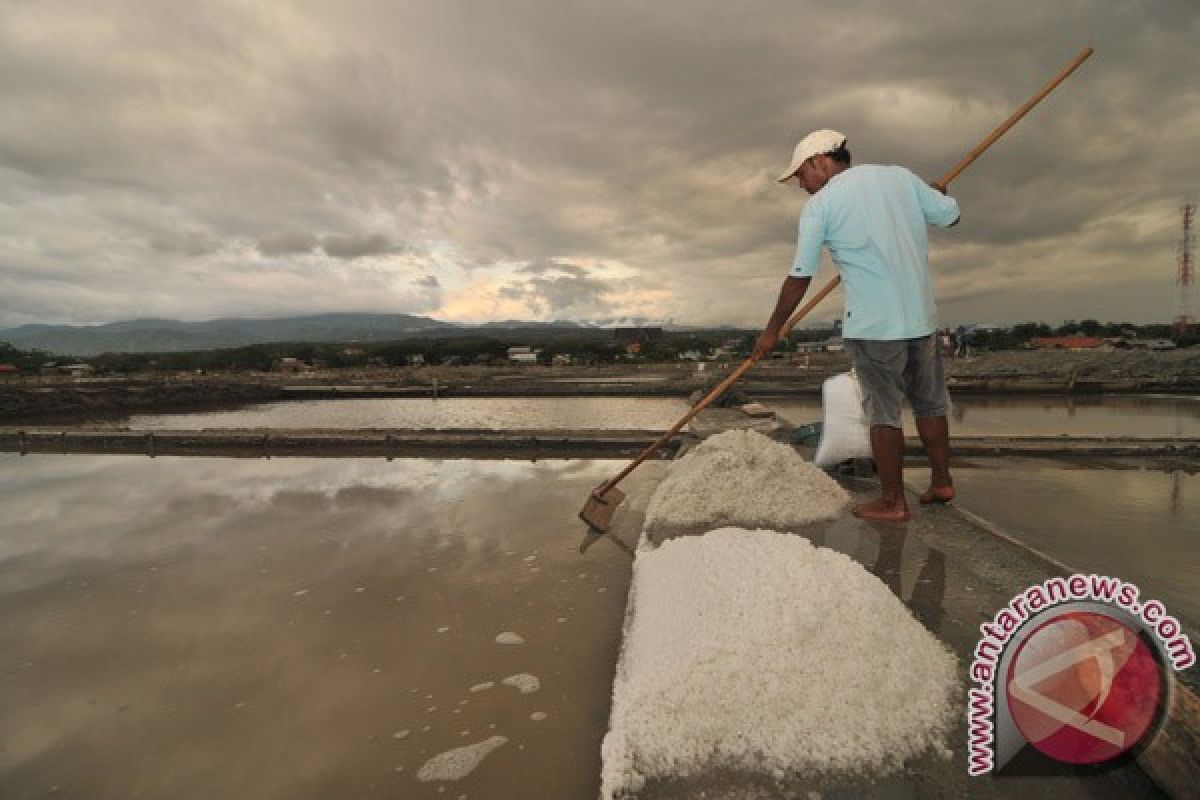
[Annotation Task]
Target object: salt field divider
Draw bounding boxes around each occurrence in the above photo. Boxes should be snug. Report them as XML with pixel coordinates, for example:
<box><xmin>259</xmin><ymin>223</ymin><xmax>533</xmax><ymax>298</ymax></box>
<box><xmin>4</xmin><ymin>428</ymin><xmax>1197</xmax><ymax>460</ymax></box>
<box><xmin>0</xmin><ymin>427</ymin><xmax>688</xmax><ymax>459</ymax></box>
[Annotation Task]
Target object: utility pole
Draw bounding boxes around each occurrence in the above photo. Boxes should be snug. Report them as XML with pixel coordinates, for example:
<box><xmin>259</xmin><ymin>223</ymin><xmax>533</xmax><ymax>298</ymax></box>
<box><xmin>1174</xmin><ymin>202</ymin><xmax>1195</xmax><ymax>338</ymax></box>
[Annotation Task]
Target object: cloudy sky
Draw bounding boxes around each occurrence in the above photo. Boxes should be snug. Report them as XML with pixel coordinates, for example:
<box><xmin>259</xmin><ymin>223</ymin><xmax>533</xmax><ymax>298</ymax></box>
<box><xmin>2</xmin><ymin>0</ymin><xmax>1197</xmax><ymax>330</ymax></box>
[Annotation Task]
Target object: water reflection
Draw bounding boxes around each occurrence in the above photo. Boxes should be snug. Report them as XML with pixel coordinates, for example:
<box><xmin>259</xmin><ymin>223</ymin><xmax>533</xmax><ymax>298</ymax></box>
<box><xmin>0</xmin><ymin>454</ymin><xmax>664</xmax><ymax>800</ymax></box>
<box><xmin>909</xmin><ymin>458</ymin><xmax>1200</xmax><ymax>626</ymax></box>
<box><xmin>821</xmin><ymin>515</ymin><xmax>947</xmax><ymax>634</ymax></box>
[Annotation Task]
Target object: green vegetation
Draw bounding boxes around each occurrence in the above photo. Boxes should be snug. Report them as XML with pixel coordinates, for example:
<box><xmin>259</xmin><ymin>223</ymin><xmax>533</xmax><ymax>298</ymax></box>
<box><xmin>0</xmin><ymin>341</ymin><xmax>53</xmax><ymax>372</ymax></box>
<box><xmin>6</xmin><ymin>320</ymin><xmax>1197</xmax><ymax>375</ymax></box>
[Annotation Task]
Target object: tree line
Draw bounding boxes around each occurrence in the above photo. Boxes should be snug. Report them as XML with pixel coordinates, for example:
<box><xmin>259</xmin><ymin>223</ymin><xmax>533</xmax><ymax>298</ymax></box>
<box><xmin>1</xmin><ymin>320</ymin><xmax>1195</xmax><ymax>374</ymax></box>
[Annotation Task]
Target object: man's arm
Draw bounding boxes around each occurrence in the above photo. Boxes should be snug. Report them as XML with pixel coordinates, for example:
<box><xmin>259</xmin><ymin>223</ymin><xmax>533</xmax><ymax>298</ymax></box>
<box><xmin>753</xmin><ymin>275</ymin><xmax>812</xmax><ymax>358</ymax></box>
<box><xmin>927</xmin><ymin>180</ymin><xmax>960</xmax><ymax>227</ymax></box>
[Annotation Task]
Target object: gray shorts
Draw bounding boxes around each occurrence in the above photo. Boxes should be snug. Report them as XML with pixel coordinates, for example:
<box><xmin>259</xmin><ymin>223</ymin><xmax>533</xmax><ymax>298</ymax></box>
<box><xmin>843</xmin><ymin>335</ymin><xmax>950</xmax><ymax>428</ymax></box>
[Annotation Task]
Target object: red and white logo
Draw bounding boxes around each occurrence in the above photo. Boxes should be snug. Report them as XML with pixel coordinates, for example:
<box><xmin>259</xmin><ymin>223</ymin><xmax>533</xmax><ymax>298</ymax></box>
<box><xmin>1005</xmin><ymin>611</ymin><xmax>1162</xmax><ymax>765</ymax></box>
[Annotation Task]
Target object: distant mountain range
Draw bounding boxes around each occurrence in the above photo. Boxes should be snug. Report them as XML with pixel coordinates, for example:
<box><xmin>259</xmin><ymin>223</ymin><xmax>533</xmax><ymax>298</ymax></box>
<box><xmin>0</xmin><ymin>313</ymin><xmax>713</xmax><ymax>356</ymax></box>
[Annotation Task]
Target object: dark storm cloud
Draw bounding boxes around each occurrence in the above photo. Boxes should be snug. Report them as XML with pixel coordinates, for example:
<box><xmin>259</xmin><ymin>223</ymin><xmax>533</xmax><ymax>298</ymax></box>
<box><xmin>498</xmin><ymin>260</ymin><xmax>613</xmax><ymax>316</ymax></box>
<box><xmin>1</xmin><ymin>0</ymin><xmax>1197</xmax><ymax>327</ymax></box>
<box><xmin>319</xmin><ymin>233</ymin><xmax>404</xmax><ymax>260</ymax></box>
<box><xmin>257</xmin><ymin>232</ymin><xmax>319</xmax><ymax>257</ymax></box>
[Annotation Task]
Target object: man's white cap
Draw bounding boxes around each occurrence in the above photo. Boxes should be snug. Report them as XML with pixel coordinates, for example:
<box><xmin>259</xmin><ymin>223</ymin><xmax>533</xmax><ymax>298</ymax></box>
<box><xmin>777</xmin><ymin>129</ymin><xmax>847</xmax><ymax>182</ymax></box>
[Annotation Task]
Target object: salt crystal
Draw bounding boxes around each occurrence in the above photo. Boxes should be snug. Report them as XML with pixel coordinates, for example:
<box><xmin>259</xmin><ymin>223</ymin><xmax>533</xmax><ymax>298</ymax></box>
<box><xmin>530</xmin><ymin>711</ymin><xmax>548</xmax><ymax>722</ymax></box>
<box><xmin>644</xmin><ymin>430</ymin><xmax>850</xmax><ymax>530</ymax></box>
<box><xmin>600</xmin><ymin>528</ymin><xmax>957</xmax><ymax>798</ymax></box>
<box><xmin>437</xmin><ymin>626</ymin><xmax>451</xmax><ymax>634</ymax></box>
<box><xmin>501</xmin><ymin>673</ymin><xmax>540</xmax><ymax>694</ymax></box>
<box><xmin>494</xmin><ymin>632</ymin><xmax>524</xmax><ymax>645</ymax></box>
<box><xmin>416</xmin><ymin>736</ymin><xmax>508</xmax><ymax>782</ymax></box>
<box><xmin>469</xmin><ymin>682</ymin><xmax>495</xmax><ymax>693</ymax></box>
<box><xmin>393</xmin><ymin>730</ymin><xmax>410</xmax><ymax>739</ymax></box>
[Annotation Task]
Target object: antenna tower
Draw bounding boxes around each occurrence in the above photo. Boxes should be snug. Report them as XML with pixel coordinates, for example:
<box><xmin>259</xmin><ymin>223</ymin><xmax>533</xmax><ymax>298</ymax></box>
<box><xmin>1176</xmin><ymin>202</ymin><xmax>1195</xmax><ymax>337</ymax></box>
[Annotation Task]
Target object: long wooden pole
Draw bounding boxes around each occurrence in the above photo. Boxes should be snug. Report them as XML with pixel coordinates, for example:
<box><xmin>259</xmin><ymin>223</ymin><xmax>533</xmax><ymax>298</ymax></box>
<box><xmin>588</xmin><ymin>46</ymin><xmax>1094</xmax><ymax>502</ymax></box>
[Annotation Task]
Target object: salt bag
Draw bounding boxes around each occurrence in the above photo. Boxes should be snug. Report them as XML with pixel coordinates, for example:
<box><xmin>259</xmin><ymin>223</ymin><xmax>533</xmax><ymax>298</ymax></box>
<box><xmin>813</xmin><ymin>371</ymin><xmax>871</xmax><ymax>468</ymax></box>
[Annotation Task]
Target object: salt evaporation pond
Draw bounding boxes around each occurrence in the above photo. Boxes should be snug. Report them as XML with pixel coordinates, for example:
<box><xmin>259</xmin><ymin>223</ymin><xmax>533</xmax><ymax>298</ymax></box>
<box><xmin>771</xmin><ymin>393</ymin><xmax>1200</xmax><ymax>437</ymax></box>
<box><xmin>128</xmin><ymin>396</ymin><xmax>690</xmax><ymax>430</ymax></box>
<box><xmin>0</xmin><ymin>453</ymin><xmax>665</xmax><ymax>800</ymax></box>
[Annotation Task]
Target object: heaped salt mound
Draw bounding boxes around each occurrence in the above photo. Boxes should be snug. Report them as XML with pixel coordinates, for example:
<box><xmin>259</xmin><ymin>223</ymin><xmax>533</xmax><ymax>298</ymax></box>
<box><xmin>600</xmin><ymin>528</ymin><xmax>958</xmax><ymax>798</ymax></box>
<box><xmin>645</xmin><ymin>429</ymin><xmax>850</xmax><ymax>530</ymax></box>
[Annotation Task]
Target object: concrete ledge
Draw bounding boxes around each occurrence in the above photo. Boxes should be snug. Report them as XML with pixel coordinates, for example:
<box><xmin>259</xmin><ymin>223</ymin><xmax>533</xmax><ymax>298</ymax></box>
<box><xmin>909</xmin><ymin>435</ymin><xmax>1200</xmax><ymax>458</ymax></box>
<box><xmin>0</xmin><ymin>427</ymin><xmax>686</xmax><ymax>460</ymax></box>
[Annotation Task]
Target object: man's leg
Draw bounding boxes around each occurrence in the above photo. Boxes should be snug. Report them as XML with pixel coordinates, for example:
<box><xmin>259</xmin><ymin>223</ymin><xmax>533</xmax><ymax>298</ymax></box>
<box><xmin>906</xmin><ymin>335</ymin><xmax>955</xmax><ymax>504</ymax></box>
<box><xmin>853</xmin><ymin>424</ymin><xmax>910</xmax><ymax>521</ymax></box>
<box><xmin>915</xmin><ymin>414</ymin><xmax>955</xmax><ymax>503</ymax></box>
<box><xmin>844</xmin><ymin>339</ymin><xmax>911</xmax><ymax>522</ymax></box>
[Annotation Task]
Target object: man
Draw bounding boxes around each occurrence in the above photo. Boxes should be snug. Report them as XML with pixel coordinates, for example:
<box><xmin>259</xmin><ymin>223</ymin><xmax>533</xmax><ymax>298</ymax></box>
<box><xmin>753</xmin><ymin>129</ymin><xmax>959</xmax><ymax>522</ymax></box>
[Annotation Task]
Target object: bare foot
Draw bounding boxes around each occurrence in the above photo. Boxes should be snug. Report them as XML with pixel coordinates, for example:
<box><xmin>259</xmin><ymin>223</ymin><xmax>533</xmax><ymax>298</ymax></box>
<box><xmin>919</xmin><ymin>484</ymin><xmax>956</xmax><ymax>504</ymax></box>
<box><xmin>852</xmin><ymin>498</ymin><xmax>911</xmax><ymax>522</ymax></box>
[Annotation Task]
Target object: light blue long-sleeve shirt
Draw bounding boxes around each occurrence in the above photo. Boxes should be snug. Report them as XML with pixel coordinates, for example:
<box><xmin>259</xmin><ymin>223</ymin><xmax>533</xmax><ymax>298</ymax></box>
<box><xmin>789</xmin><ymin>164</ymin><xmax>959</xmax><ymax>340</ymax></box>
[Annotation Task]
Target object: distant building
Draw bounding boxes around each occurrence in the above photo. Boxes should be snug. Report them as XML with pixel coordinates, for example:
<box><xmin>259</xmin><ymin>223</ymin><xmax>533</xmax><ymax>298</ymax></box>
<box><xmin>276</xmin><ymin>357</ymin><xmax>308</xmax><ymax>373</ymax></box>
<box><xmin>678</xmin><ymin>350</ymin><xmax>706</xmax><ymax>361</ymax></box>
<box><xmin>1029</xmin><ymin>336</ymin><xmax>1108</xmax><ymax>350</ymax></box>
<box><xmin>62</xmin><ymin>363</ymin><xmax>95</xmax><ymax>377</ymax></box>
<box><xmin>0</xmin><ymin>364</ymin><xmax>19</xmax><ymax>377</ymax></box>
<box><xmin>793</xmin><ymin>337</ymin><xmax>844</xmax><ymax>353</ymax></box>
<box><xmin>408</xmin><ymin>354</ymin><xmax>426</xmax><ymax>367</ymax></box>
<box><xmin>508</xmin><ymin>346</ymin><xmax>539</xmax><ymax>365</ymax></box>
<box><xmin>551</xmin><ymin>353</ymin><xmax>572</xmax><ymax>366</ymax></box>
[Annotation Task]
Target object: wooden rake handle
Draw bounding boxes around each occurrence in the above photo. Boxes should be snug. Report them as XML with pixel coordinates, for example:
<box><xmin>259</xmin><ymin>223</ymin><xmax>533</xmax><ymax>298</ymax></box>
<box><xmin>594</xmin><ymin>278</ymin><xmax>842</xmax><ymax>496</ymax></box>
<box><xmin>940</xmin><ymin>47</ymin><xmax>1093</xmax><ymax>187</ymax></box>
<box><xmin>593</xmin><ymin>46</ymin><xmax>1094</xmax><ymax>498</ymax></box>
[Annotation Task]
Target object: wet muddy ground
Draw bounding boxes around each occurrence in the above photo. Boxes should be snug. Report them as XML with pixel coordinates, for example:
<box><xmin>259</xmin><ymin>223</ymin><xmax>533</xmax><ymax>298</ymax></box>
<box><xmin>0</xmin><ymin>454</ymin><xmax>663</xmax><ymax>800</ymax></box>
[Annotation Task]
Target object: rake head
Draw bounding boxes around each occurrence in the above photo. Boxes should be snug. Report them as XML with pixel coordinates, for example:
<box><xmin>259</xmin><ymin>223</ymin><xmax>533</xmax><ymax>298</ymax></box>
<box><xmin>578</xmin><ymin>484</ymin><xmax>626</xmax><ymax>533</ymax></box>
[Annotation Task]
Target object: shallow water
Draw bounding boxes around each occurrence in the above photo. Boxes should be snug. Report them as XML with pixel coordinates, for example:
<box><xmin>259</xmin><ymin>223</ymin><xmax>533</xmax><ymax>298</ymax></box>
<box><xmin>0</xmin><ymin>454</ymin><xmax>662</xmax><ymax>800</ymax></box>
<box><xmin>907</xmin><ymin>458</ymin><xmax>1200</xmax><ymax>626</ymax></box>
<box><xmin>128</xmin><ymin>396</ymin><xmax>690</xmax><ymax>430</ymax></box>
<box><xmin>771</xmin><ymin>394</ymin><xmax>1200</xmax><ymax>437</ymax></box>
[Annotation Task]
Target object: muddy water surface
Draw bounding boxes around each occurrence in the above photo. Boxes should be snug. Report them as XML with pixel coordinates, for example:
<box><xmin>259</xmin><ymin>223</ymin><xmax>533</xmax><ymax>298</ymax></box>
<box><xmin>0</xmin><ymin>454</ymin><xmax>663</xmax><ymax>800</ymax></box>
<box><xmin>908</xmin><ymin>458</ymin><xmax>1200</xmax><ymax>626</ymax></box>
<box><xmin>772</xmin><ymin>393</ymin><xmax>1200</xmax><ymax>437</ymax></box>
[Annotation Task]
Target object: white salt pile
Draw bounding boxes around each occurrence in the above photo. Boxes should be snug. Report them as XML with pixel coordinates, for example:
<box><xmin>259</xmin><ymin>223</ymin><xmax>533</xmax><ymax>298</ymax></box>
<box><xmin>644</xmin><ymin>430</ymin><xmax>849</xmax><ymax>530</ymax></box>
<box><xmin>417</xmin><ymin>736</ymin><xmax>508</xmax><ymax>782</ymax></box>
<box><xmin>600</xmin><ymin>528</ymin><xmax>957</xmax><ymax>798</ymax></box>
<box><xmin>501</xmin><ymin>673</ymin><xmax>540</xmax><ymax>694</ymax></box>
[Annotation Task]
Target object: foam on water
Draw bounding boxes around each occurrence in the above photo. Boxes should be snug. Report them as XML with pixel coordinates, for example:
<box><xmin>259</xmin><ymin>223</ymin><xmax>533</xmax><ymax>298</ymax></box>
<box><xmin>644</xmin><ymin>430</ymin><xmax>850</xmax><ymax>530</ymax></box>
<box><xmin>600</xmin><ymin>528</ymin><xmax>958</xmax><ymax>798</ymax></box>
<box><xmin>501</xmin><ymin>673</ymin><xmax>540</xmax><ymax>694</ymax></box>
<box><xmin>416</xmin><ymin>736</ymin><xmax>508</xmax><ymax>782</ymax></box>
